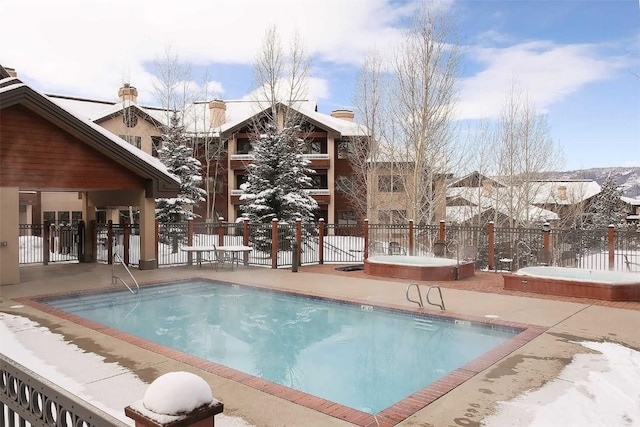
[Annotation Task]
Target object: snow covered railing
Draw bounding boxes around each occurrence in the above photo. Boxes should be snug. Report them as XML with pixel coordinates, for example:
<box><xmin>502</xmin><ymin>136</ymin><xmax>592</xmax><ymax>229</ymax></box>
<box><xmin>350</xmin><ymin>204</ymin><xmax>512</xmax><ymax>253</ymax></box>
<box><xmin>0</xmin><ymin>353</ymin><xmax>129</xmax><ymax>427</ymax></box>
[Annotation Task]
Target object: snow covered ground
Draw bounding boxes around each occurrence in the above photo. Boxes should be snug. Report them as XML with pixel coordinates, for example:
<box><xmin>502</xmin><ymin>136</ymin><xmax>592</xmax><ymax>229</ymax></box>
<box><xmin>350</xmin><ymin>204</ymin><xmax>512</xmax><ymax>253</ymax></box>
<box><xmin>2</xmin><ymin>312</ymin><xmax>639</xmax><ymax>427</ymax></box>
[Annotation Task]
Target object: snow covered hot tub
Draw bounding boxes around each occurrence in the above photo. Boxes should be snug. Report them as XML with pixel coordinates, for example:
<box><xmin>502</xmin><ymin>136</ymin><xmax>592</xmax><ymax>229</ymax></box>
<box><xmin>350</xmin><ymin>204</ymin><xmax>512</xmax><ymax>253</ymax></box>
<box><xmin>503</xmin><ymin>266</ymin><xmax>640</xmax><ymax>301</ymax></box>
<box><xmin>364</xmin><ymin>255</ymin><xmax>475</xmax><ymax>281</ymax></box>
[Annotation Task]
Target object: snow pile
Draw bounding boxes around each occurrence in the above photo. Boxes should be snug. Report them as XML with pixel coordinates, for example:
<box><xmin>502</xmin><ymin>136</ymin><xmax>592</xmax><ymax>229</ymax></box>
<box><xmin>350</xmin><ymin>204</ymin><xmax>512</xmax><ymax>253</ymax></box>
<box><xmin>483</xmin><ymin>341</ymin><xmax>640</xmax><ymax>427</ymax></box>
<box><xmin>143</xmin><ymin>371</ymin><xmax>216</xmax><ymax>415</ymax></box>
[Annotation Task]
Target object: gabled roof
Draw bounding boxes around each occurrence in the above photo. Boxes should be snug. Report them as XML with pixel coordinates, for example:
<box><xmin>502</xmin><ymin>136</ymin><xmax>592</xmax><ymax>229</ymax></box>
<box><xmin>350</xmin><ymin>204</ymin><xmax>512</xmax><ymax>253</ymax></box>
<box><xmin>218</xmin><ymin>101</ymin><xmax>368</xmax><ymax>137</ymax></box>
<box><xmin>0</xmin><ymin>77</ymin><xmax>179</xmax><ymax>197</ymax></box>
<box><xmin>47</xmin><ymin>94</ymin><xmax>170</xmax><ymax>128</ymax></box>
<box><xmin>447</xmin><ymin>171</ymin><xmax>504</xmax><ymax>188</ymax></box>
<box><xmin>529</xmin><ymin>180</ymin><xmax>601</xmax><ymax>205</ymax></box>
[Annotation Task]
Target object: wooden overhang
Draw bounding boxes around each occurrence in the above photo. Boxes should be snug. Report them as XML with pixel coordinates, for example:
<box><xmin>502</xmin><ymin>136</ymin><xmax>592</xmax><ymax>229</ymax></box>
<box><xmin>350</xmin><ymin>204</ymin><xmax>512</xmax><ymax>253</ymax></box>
<box><xmin>0</xmin><ymin>78</ymin><xmax>180</xmax><ymax>198</ymax></box>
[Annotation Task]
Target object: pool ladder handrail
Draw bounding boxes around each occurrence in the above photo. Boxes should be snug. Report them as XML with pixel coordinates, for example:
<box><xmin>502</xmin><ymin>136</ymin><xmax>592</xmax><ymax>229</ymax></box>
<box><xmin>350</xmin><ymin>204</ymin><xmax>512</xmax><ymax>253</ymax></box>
<box><xmin>406</xmin><ymin>283</ymin><xmax>445</xmax><ymax>310</ymax></box>
<box><xmin>112</xmin><ymin>253</ymin><xmax>139</xmax><ymax>294</ymax></box>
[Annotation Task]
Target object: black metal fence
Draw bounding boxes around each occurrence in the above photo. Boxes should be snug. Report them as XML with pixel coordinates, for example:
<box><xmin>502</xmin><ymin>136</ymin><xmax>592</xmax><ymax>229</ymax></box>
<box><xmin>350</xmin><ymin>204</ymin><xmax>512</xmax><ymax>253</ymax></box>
<box><xmin>17</xmin><ymin>221</ymin><xmax>640</xmax><ymax>272</ymax></box>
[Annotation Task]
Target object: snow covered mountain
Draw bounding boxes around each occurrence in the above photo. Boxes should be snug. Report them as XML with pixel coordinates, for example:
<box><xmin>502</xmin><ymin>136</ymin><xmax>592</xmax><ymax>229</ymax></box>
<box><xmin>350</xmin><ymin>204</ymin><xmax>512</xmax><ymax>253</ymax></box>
<box><xmin>542</xmin><ymin>167</ymin><xmax>640</xmax><ymax>198</ymax></box>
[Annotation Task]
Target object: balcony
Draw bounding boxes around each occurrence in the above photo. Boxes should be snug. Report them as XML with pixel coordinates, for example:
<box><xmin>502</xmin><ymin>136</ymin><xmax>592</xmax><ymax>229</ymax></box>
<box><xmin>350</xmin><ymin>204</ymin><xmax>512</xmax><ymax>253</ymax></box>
<box><xmin>229</xmin><ymin>153</ymin><xmax>330</xmax><ymax>170</ymax></box>
<box><xmin>230</xmin><ymin>188</ymin><xmax>331</xmax><ymax>205</ymax></box>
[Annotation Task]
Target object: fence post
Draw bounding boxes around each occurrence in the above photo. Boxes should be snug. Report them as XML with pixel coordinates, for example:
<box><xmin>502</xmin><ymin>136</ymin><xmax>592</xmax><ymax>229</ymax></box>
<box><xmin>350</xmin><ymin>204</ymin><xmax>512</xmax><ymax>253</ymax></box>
<box><xmin>295</xmin><ymin>218</ymin><xmax>302</xmax><ymax>264</ymax></box>
<box><xmin>123</xmin><ymin>220</ymin><xmax>130</xmax><ymax>266</ymax></box>
<box><xmin>439</xmin><ymin>220</ymin><xmax>446</xmax><ymax>241</ymax></box>
<box><xmin>107</xmin><ymin>220</ymin><xmax>113</xmax><ymax>265</ymax></box>
<box><xmin>608</xmin><ymin>224</ymin><xmax>615</xmax><ymax>270</ymax></box>
<box><xmin>154</xmin><ymin>220</ymin><xmax>159</xmax><ymax>262</ymax></box>
<box><xmin>125</xmin><ymin>372</ymin><xmax>223</xmax><ymax>427</ymax></box>
<box><xmin>243</xmin><ymin>218</ymin><xmax>249</xmax><ymax>265</ymax></box>
<box><xmin>542</xmin><ymin>222</ymin><xmax>550</xmax><ymax>251</ymax></box>
<box><xmin>318</xmin><ymin>218</ymin><xmax>325</xmax><ymax>265</ymax></box>
<box><xmin>488</xmin><ymin>221</ymin><xmax>495</xmax><ymax>271</ymax></box>
<box><xmin>408</xmin><ymin>219</ymin><xmax>414</xmax><ymax>256</ymax></box>
<box><xmin>364</xmin><ymin>219</ymin><xmax>369</xmax><ymax>260</ymax></box>
<box><xmin>50</xmin><ymin>223</ymin><xmax>56</xmax><ymax>254</ymax></box>
<box><xmin>187</xmin><ymin>220</ymin><xmax>194</xmax><ymax>266</ymax></box>
<box><xmin>43</xmin><ymin>221</ymin><xmax>50</xmax><ymax>266</ymax></box>
<box><xmin>90</xmin><ymin>220</ymin><xmax>97</xmax><ymax>263</ymax></box>
<box><xmin>77</xmin><ymin>220</ymin><xmax>85</xmax><ymax>262</ymax></box>
<box><xmin>271</xmin><ymin>218</ymin><xmax>278</xmax><ymax>269</ymax></box>
<box><xmin>218</xmin><ymin>217</ymin><xmax>225</xmax><ymax>246</ymax></box>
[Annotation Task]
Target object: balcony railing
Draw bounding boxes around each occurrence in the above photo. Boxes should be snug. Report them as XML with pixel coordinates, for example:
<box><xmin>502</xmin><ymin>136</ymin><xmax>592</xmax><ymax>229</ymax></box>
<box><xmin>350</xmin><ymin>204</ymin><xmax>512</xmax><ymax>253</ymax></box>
<box><xmin>231</xmin><ymin>189</ymin><xmax>330</xmax><ymax>196</ymax></box>
<box><xmin>230</xmin><ymin>153</ymin><xmax>329</xmax><ymax>161</ymax></box>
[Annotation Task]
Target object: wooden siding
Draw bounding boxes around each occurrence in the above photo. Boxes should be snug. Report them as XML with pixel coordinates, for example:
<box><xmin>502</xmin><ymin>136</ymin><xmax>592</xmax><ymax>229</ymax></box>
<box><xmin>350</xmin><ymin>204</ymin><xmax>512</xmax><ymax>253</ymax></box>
<box><xmin>1</xmin><ymin>105</ymin><xmax>146</xmax><ymax>190</ymax></box>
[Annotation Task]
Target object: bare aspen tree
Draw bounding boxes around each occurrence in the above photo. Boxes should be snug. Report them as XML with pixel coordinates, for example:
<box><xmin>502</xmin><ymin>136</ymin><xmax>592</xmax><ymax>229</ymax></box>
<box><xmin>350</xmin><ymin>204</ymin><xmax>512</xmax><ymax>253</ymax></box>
<box><xmin>188</xmin><ymin>71</ymin><xmax>228</xmax><ymax>221</ymax></box>
<box><xmin>387</xmin><ymin>6</ymin><xmax>461</xmax><ymax>224</ymax></box>
<box><xmin>494</xmin><ymin>83</ymin><xmax>565</xmax><ymax>226</ymax></box>
<box><xmin>340</xmin><ymin>51</ymin><xmax>387</xmax><ymax>221</ymax></box>
<box><xmin>152</xmin><ymin>46</ymin><xmax>195</xmax><ymax>126</ymax></box>
<box><xmin>252</xmin><ymin>26</ymin><xmax>310</xmax><ymax>127</ymax></box>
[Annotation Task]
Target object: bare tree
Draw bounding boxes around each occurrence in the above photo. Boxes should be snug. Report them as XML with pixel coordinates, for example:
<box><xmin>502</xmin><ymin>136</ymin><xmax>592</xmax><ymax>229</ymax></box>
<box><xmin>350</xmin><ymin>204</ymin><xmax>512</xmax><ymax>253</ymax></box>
<box><xmin>339</xmin><ymin>51</ymin><xmax>387</xmax><ymax>221</ymax></box>
<box><xmin>386</xmin><ymin>5</ymin><xmax>461</xmax><ymax>224</ymax></box>
<box><xmin>494</xmin><ymin>83</ymin><xmax>565</xmax><ymax>227</ymax></box>
<box><xmin>152</xmin><ymin>45</ymin><xmax>195</xmax><ymax>126</ymax></box>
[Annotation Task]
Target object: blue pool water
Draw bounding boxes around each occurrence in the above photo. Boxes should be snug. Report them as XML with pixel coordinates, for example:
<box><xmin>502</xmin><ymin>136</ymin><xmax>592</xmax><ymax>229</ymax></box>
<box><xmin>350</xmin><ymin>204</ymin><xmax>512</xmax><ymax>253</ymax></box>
<box><xmin>42</xmin><ymin>280</ymin><xmax>517</xmax><ymax>413</ymax></box>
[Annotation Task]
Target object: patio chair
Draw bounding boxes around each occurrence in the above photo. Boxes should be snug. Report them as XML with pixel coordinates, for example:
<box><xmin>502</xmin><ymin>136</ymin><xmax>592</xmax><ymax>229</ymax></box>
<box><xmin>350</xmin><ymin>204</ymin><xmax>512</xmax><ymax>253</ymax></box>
<box><xmin>388</xmin><ymin>241</ymin><xmax>406</xmax><ymax>255</ymax></box>
<box><xmin>433</xmin><ymin>240</ymin><xmax>446</xmax><ymax>257</ymax></box>
<box><xmin>462</xmin><ymin>245</ymin><xmax>477</xmax><ymax>263</ymax></box>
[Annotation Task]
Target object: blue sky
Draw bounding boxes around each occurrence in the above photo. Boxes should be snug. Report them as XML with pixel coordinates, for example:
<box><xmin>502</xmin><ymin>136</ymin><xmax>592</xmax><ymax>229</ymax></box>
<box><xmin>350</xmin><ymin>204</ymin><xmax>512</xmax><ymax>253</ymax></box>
<box><xmin>2</xmin><ymin>0</ymin><xmax>638</xmax><ymax>171</ymax></box>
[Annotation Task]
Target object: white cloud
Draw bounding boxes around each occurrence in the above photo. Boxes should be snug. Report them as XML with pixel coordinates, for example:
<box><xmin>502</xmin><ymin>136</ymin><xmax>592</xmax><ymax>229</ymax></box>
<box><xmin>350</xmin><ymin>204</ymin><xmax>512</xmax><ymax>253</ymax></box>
<box><xmin>457</xmin><ymin>41</ymin><xmax>629</xmax><ymax>120</ymax></box>
<box><xmin>1</xmin><ymin>0</ymin><xmax>428</xmax><ymax>104</ymax></box>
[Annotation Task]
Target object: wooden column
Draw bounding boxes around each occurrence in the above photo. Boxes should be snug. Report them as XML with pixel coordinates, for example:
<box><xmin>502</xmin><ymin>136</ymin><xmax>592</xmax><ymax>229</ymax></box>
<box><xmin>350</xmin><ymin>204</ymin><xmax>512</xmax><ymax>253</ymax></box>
<box><xmin>608</xmin><ymin>225</ymin><xmax>615</xmax><ymax>270</ymax></box>
<box><xmin>439</xmin><ymin>220</ymin><xmax>446</xmax><ymax>241</ymax></box>
<box><xmin>295</xmin><ymin>218</ymin><xmax>302</xmax><ymax>263</ymax></box>
<box><xmin>243</xmin><ymin>218</ymin><xmax>249</xmax><ymax>265</ymax></box>
<box><xmin>187</xmin><ymin>220</ymin><xmax>194</xmax><ymax>266</ymax></box>
<box><xmin>218</xmin><ymin>217</ymin><xmax>225</xmax><ymax>246</ymax></box>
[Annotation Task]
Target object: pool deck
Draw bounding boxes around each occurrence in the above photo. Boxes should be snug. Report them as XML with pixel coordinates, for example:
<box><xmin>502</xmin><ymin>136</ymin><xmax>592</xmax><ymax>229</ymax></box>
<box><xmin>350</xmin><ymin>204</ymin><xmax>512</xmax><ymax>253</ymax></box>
<box><xmin>1</xmin><ymin>263</ymin><xmax>639</xmax><ymax>427</ymax></box>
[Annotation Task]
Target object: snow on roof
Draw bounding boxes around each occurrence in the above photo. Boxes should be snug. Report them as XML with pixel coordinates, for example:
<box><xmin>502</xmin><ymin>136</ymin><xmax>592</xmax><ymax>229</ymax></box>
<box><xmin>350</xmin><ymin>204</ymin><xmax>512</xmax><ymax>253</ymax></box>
<box><xmin>2</xmin><ymin>79</ymin><xmax>179</xmax><ymax>187</ymax></box>
<box><xmin>48</xmin><ymin>94</ymin><xmax>118</xmax><ymax>120</ymax></box>
<box><xmin>621</xmin><ymin>196</ymin><xmax>640</xmax><ymax>206</ymax></box>
<box><xmin>529</xmin><ymin>180</ymin><xmax>601</xmax><ymax>205</ymax></box>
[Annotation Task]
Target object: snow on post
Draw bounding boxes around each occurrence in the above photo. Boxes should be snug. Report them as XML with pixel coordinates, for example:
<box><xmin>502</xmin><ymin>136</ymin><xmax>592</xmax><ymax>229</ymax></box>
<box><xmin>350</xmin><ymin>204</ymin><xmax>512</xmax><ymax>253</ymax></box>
<box><xmin>125</xmin><ymin>372</ymin><xmax>223</xmax><ymax>427</ymax></box>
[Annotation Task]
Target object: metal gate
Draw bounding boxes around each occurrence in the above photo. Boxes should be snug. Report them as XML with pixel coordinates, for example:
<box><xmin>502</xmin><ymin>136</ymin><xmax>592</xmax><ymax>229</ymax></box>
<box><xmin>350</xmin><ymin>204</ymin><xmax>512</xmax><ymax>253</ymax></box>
<box><xmin>18</xmin><ymin>223</ymin><xmax>80</xmax><ymax>264</ymax></box>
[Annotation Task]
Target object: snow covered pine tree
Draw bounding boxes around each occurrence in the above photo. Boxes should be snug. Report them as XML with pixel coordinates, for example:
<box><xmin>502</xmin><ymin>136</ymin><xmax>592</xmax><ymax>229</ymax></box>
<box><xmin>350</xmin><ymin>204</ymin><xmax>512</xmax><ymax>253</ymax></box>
<box><xmin>240</xmin><ymin>124</ymin><xmax>318</xmax><ymax>251</ymax></box>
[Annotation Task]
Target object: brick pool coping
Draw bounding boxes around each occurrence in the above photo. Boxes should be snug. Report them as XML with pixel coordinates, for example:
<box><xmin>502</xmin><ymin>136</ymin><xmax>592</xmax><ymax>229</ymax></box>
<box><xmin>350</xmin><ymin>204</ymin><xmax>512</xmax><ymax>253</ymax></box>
<box><xmin>18</xmin><ymin>279</ymin><xmax>546</xmax><ymax>427</ymax></box>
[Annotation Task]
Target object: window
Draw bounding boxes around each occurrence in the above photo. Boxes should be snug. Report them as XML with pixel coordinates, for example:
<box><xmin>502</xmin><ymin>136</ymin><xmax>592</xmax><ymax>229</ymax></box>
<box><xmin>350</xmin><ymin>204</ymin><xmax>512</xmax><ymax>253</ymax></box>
<box><xmin>122</xmin><ymin>108</ymin><xmax>138</xmax><ymax>128</ymax></box>
<box><xmin>336</xmin><ymin>175</ymin><xmax>356</xmax><ymax>193</ymax></box>
<box><xmin>43</xmin><ymin>211</ymin><xmax>55</xmax><ymax>225</ymax></box>
<box><xmin>71</xmin><ymin>211</ymin><xmax>82</xmax><ymax>225</ymax></box>
<box><xmin>57</xmin><ymin>211</ymin><xmax>70</xmax><ymax>225</ymax></box>
<box><xmin>119</xmin><ymin>135</ymin><xmax>141</xmax><ymax>149</ymax></box>
<box><xmin>378</xmin><ymin>210</ymin><xmax>406</xmax><ymax>224</ymax></box>
<box><xmin>236</xmin><ymin>174</ymin><xmax>249</xmax><ymax>189</ymax></box>
<box><xmin>338</xmin><ymin>210</ymin><xmax>357</xmax><ymax>225</ymax></box>
<box><xmin>151</xmin><ymin>136</ymin><xmax>162</xmax><ymax>157</ymax></box>
<box><xmin>378</xmin><ymin>175</ymin><xmax>405</xmax><ymax>192</ymax></box>
<box><xmin>302</xmin><ymin>140</ymin><xmax>322</xmax><ymax>154</ymax></box>
<box><xmin>337</xmin><ymin>139</ymin><xmax>351</xmax><ymax>159</ymax></box>
<box><xmin>310</xmin><ymin>175</ymin><xmax>328</xmax><ymax>189</ymax></box>
<box><xmin>236</xmin><ymin>138</ymin><xmax>252</xmax><ymax>154</ymax></box>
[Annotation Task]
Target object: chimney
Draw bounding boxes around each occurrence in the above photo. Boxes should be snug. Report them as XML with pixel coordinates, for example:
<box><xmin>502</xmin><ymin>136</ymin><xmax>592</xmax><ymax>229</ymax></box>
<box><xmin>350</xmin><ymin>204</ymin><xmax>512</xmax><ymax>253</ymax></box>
<box><xmin>557</xmin><ymin>185</ymin><xmax>567</xmax><ymax>200</ymax></box>
<box><xmin>5</xmin><ymin>67</ymin><xmax>17</xmax><ymax>77</ymax></box>
<box><xmin>209</xmin><ymin>99</ymin><xmax>226</xmax><ymax>128</ymax></box>
<box><xmin>331</xmin><ymin>109</ymin><xmax>354</xmax><ymax>122</ymax></box>
<box><xmin>482</xmin><ymin>180</ymin><xmax>493</xmax><ymax>196</ymax></box>
<box><xmin>118</xmin><ymin>83</ymin><xmax>138</xmax><ymax>104</ymax></box>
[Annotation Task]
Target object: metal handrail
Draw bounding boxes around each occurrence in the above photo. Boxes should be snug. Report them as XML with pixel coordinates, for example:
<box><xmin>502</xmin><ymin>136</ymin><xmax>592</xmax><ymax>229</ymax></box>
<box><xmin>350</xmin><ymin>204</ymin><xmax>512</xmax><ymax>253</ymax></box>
<box><xmin>112</xmin><ymin>253</ymin><xmax>139</xmax><ymax>294</ymax></box>
<box><xmin>426</xmin><ymin>286</ymin><xmax>445</xmax><ymax>310</ymax></box>
<box><xmin>406</xmin><ymin>283</ymin><xmax>424</xmax><ymax>308</ymax></box>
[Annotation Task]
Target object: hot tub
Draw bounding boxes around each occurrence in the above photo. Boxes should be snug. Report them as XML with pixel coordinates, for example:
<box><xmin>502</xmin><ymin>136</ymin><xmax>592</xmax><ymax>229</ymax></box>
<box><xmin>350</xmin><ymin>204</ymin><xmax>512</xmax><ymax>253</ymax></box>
<box><xmin>503</xmin><ymin>266</ymin><xmax>640</xmax><ymax>301</ymax></box>
<box><xmin>364</xmin><ymin>255</ymin><xmax>475</xmax><ymax>281</ymax></box>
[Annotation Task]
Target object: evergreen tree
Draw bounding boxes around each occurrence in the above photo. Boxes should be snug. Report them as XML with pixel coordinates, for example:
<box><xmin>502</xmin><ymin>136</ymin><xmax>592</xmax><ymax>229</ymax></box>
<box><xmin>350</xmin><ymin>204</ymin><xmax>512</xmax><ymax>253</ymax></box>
<box><xmin>586</xmin><ymin>175</ymin><xmax>627</xmax><ymax>228</ymax></box>
<box><xmin>240</xmin><ymin>124</ymin><xmax>318</xmax><ymax>250</ymax></box>
<box><xmin>156</xmin><ymin>112</ymin><xmax>207</xmax><ymax>222</ymax></box>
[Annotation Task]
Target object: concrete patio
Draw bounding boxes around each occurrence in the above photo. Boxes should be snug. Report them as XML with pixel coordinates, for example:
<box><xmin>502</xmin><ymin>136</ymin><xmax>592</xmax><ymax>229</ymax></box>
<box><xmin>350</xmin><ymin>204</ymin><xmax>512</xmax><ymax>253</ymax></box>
<box><xmin>1</xmin><ymin>262</ymin><xmax>639</xmax><ymax>426</ymax></box>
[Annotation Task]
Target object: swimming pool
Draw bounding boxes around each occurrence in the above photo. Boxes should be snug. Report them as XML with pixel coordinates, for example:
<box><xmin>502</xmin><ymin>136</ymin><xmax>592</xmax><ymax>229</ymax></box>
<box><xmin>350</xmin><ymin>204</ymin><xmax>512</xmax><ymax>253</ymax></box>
<box><xmin>35</xmin><ymin>280</ymin><xmax>537</xmax><ymax>424</ymax></box>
